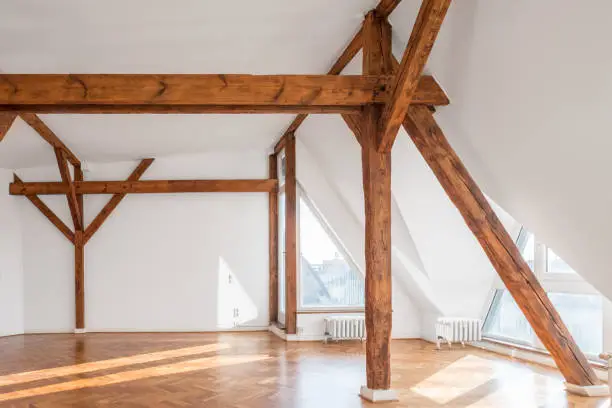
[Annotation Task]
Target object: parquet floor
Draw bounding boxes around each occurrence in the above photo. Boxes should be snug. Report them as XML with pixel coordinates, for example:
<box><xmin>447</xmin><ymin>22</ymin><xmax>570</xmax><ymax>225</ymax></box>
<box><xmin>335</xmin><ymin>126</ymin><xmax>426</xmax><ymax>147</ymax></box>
<box><xmin>0</xmin><ymin>332</ymin><xmax>608</xmax><ymax>407</ymax></box>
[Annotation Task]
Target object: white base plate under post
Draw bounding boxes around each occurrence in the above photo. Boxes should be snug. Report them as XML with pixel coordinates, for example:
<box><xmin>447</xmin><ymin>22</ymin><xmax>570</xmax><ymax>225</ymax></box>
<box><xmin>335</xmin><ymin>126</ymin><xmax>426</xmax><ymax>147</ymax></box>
<box><xmin>360</xmin><ymin>386</ymin><xmax>399</xmax><ymax>402</ymax></box>
<box><xmin>74</xmin><ymin>328</ymin><xmax>87</xmax><ymax>334</ymax></box>
<box><xmin>565</xmin><ymin>382</ymin><xmax>610</xmax><ymax>397</ymax></box>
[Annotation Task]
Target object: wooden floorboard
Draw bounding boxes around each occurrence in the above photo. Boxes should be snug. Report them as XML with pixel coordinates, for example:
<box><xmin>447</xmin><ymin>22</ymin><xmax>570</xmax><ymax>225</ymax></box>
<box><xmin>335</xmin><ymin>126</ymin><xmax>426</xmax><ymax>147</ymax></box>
<box><xmin>0</xmin><ymin>332</ymin><xmax>605</xmax><ymax>407</ymax></box>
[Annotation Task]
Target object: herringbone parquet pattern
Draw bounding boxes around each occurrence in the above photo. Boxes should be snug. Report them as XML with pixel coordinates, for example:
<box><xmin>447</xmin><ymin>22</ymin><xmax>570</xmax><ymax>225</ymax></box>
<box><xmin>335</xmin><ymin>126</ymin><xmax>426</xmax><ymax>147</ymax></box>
<box><xmin>0</xmin><ymin>332</ymin><xmax>606</xmax><ymax>407</ymax></box>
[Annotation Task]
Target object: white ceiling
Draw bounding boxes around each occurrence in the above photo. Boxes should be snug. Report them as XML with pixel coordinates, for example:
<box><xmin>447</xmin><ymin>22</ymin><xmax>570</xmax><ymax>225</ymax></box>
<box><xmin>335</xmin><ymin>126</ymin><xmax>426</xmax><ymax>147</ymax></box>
<box><xmin>0</xmin><ymin>0</ymin><xmax>376</xmax><ymax>168</ymax></box>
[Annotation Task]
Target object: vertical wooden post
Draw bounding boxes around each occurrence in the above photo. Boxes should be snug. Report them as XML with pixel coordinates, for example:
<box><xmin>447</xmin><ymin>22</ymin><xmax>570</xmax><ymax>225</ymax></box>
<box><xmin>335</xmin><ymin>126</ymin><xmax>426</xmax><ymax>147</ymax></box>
<box><xmin>360</xmin><ymin>11</ymin><xmax>395</xmax><ymax>400</ymax></box>
<box><xmin>284</xmin><ymin>133</ymin><xmax>297</xmax><ymax>334</ymax></box>
<box><xmin>74</xmin><ymin>165</ymin><xmax>85</xmax><ymax>332</ymax></box>
<box><xmin>268</xmin><ymin>154</ymin><xmax>279</xmax><ymax>324</ymax></box>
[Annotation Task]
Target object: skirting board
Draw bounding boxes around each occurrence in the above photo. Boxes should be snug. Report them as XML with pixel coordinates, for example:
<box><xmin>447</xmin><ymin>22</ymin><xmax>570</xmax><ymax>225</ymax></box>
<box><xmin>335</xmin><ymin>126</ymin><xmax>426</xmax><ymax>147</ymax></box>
<box><xmin>24</xmin><ymin>327</ymin><xmax>269</xmax><ymax>335</ymax></box>
<box><xmin>268</xmin><ymin>326</ymin><xmax>418</xmax><ymax>342</ymax></box>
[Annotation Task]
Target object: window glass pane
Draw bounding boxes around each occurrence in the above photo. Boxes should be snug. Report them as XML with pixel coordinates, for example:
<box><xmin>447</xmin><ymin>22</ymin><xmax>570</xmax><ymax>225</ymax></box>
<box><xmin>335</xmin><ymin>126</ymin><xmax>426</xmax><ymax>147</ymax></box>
<box><xmin>278</xmin><ymin>153</ymin><xmax>286</xmax><ymax>186</ymax></box>
<box><xmin>483</xmin><ymin>290</ymin><xmax>536</xmax><ymax>346</ymax></box>
<box><xmin>520</xmin><ymin>232</ymin><xmax>535</xmax><ymax>271</ymax></box>
<box><xmin>548</xmin><ymin>293</ymin><xmax>602</xmax><ymax>355</ymax></box>
<box><xmin>299</xmin><ymin>197</ymin><xmax>364</xmax><ymax>308</ymax></box>
<box><xmin>546</xmin><ymin>248</ymin><xmax>576</xmax><ymax>274</ymax></box>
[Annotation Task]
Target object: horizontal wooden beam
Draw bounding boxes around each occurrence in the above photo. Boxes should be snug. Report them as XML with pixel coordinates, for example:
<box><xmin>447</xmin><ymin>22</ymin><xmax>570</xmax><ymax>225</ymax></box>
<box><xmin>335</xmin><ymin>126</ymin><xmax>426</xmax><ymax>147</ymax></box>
<box><xmin>0</xmin><ymin>74</ymin><xmax>449</xmax><ymax>114</ymax></box>
<box><xmin>19</xmin><ymin>113</ymin><xmax>80</xmax><ymax>166</ymax></box>
<box><xmin>10</xmin><ymin>179</ymin><xmax>277</xmax><ymax>195</ymax></box>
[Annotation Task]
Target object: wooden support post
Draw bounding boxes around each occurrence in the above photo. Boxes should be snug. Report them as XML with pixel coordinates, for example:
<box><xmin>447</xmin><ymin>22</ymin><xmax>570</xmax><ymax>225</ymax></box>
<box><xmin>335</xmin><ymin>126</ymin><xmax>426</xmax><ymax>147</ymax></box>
<box><xmin>268</xmin><ymin>154</ymin><xmax>279</xmax><ymax>324</ymax></box>
<box><xmin>74</xmin><ymin>230</ymin><xmax>85</xmax><ymax>332</ymax></box>
<box><xmin>284</xmin><ymin>133</ymin><xmax>297</xmax><ymax>335</ymax></box>
<box><xmin>73</xmin><ymin>165</ymin><xmax>85</xmax><ymax>332</ymax></box>
<box><xmin>359</xmin><ymin>11</ymin><xmax>396</xmax><ymax>401</ymax></box>
<box><xmin>55</xmin><ymin>148</ymin><xmax>82</xmax><ymax>231</ymax></box>
<box><xmin>403</xmin><ymin>105</ymin><xmax>600</xmax><ymax>387</ymax></box>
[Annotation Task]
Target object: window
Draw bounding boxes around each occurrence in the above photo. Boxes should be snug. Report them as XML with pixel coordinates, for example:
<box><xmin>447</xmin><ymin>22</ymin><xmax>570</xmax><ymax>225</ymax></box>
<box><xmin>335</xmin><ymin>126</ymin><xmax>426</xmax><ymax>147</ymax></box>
<box><xmin>483</xmin><ymin>228</ymin><xmax>603</xmax><ymax>358</ymax></box>
<box><xmin>298</xmin><ymin>192</ymin><xmax>364</xmax><ymax>309</ymax></box>
<box><xmin>546</xmin><ymin>248</ymin><xmax>576</xmax><ymax>274</ymax></box>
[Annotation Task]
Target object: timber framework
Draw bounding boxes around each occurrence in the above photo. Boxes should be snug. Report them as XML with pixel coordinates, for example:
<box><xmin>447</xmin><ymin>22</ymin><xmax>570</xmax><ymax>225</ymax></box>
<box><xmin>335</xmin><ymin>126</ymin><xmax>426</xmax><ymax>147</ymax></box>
<box><xmin>0</xmin><ymin>0</ymin><xmax>600</xmax><ymax>400</ymax></box>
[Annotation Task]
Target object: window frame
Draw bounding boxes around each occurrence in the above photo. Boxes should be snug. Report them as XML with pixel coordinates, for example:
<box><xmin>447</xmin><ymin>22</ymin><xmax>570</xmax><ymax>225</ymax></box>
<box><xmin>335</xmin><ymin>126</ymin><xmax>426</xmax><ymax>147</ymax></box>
<box><xmin>296</xmin><ymin>183</ymin><xmax>365</xmax><ymax>312</ymax></box>
<box><xmin>484</xmin><ymin>227</ymin><xmax>603</xmax><ymax>360</ymax></box>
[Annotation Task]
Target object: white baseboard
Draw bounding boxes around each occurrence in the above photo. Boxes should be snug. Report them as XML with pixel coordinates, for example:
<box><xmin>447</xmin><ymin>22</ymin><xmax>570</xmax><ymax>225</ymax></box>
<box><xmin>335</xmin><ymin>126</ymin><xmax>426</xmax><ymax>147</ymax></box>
<box><xmin>24</xmin><ymin>327</ymin><xmax>269</xmax><ymax>335</ymax></box>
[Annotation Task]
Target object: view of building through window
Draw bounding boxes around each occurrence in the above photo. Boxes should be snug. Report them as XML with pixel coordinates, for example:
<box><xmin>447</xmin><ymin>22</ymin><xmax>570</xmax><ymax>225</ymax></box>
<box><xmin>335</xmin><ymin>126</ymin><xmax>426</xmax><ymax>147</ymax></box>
<box><xmin>483</xmin><ymin>229</ymin><xmax>603</xmax><ymax>358</ymax></box>
<box><xmin>298</xmin><ymin>195</ymin><xmax>364</xmax><ymax>308</ymax></box>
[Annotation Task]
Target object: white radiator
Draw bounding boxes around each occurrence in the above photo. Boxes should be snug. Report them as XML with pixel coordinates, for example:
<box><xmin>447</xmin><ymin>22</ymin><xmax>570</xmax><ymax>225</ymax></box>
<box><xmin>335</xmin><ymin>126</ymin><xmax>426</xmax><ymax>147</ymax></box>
<box><xmin>436</xmin><ymin>317</ymin><xmax>482</xmax><ymax>349</ymax></box>
<box><xmin>324</xmin><ymin>316</ymin><xmax>365</xmax><ymax>342</ymax></box>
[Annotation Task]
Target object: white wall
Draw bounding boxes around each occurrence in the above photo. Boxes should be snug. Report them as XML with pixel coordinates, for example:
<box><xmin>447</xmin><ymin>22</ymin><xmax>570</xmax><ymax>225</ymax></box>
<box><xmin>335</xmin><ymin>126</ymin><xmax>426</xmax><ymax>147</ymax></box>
<box><xmin>17</xmin><ymin>151</ymin><xmax>270</xmax><ymax>333</ymax></box>
<box><xmin>0</xmin><ymin>170</ymin><xmax>24</xmax><ymax>336</ymax></box>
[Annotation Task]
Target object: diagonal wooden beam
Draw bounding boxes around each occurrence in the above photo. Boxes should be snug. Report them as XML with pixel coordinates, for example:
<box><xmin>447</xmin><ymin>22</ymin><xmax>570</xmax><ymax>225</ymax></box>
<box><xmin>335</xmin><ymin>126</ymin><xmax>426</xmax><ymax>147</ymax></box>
<box><xmin>375</xmin><ymin>0</ymin><xmax>404</xmax><ymax>17</ymax></box>
<box><xmin>0</xmin><ymin>113</ymin><xmax>16</xmax><ymax>142</ymax></box>
<box><xmin>19</xmin><ymin>113</ymin><xmax>80</xmax><ymax>166</ymax></box>
<box><xmin>84</xmin><ymin>158</ymin><xmax>154</xmax><ymax>244</ymax></box>
<box><xmin>13</xmin><ymin>174</ymin><xmax>74</xmax><ymax>243</ymax></box>
<box><xmin>274</xmin><ymin>27</ymin><xmax>365</xmax><ymax>153</ymax></box>
<box><xmin>377</xmin><ymin>0</ymin><xmax>452</xmax><ymax>152</ymax></box>
<box><xmin>55</xmin><ymin>148</ymin><xmax>82</xmax><ymax>230</ymax></box>
<box><xmin>402</xmin><ymin>105</ymin><xmax>599</xmax><ymax>387</ymax></box>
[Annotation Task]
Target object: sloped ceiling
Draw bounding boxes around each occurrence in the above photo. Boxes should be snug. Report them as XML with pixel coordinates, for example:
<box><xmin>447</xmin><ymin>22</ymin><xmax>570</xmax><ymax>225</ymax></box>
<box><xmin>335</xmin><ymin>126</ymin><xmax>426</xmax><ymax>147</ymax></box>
<box><xmin>0</xmin><ymin>0</ymin><xmax>376</xmax><ymax>168</ymax></box>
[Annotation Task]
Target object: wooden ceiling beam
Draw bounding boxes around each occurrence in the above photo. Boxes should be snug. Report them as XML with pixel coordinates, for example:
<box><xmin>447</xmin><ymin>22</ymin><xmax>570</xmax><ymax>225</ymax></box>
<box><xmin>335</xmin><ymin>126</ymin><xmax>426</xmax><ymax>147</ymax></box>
<box><xmin>10</xmin><ymin>179</ymin><xmax>277</xmax><ymax>195</ymax></box>
<box><xmin>84</xmin><ymin>158</ymin><xmax>154</xmax><ymax>244</ymax></box>
<box><xmin>402</xmin><ymin>104</ymin><xmax>599</xmax><ymax>387</ymax></box>
<box><xmin>377</xmin><ymin>0</ymin><xmax>452</xmax><ymax>152</ymax></box>
<box><xmin>375</xmin><ymin>0</ymin><xmax>404</xmax><ymax>18</ymax></box>
<box><xmin>0</xmin><ymin>74</ymin><xmax>449</xmax><ymax>114</ymax></box>
<box><xmin>0</xmin><ymin>113</ymin><xmax>16</xmax><ymax>142</ymax></box>
<box><xmin>13</xmin><ymin>174</ymin><xmax>74</xmax><ymax>243</ymax></box>
<box><xmin>20</xmin><ymin>113</ymin><xmax>80</xmax><ymax>166</ymax></box>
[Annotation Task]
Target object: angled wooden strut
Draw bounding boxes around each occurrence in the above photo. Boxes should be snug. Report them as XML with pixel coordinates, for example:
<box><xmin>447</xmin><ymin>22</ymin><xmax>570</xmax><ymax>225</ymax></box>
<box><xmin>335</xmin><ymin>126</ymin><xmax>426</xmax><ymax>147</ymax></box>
<box><xmin>0</xmin><ymin>113</ymin><xmax>16</xmax><ymax>142</ymax></box>
<box><xmin>402</xmin><ymin>105</ymin><xmax>599</xmax><ymax>387</ymax></box>
<box><xmin>13</xmin><ymin>174</ymin><xmax>75</xmax><ymax>243</ymax></box>
<box><xmin>20</xmin><ymin>113</ymin><xmax>80</xmax><ymax>166</ymax></box>
<box><xmin>84</xmin><ymin>158</ymin><xmax>154</xmax><ymax>244</ymax></box>
<box><xmin>377</xmin><ymin>0</ymin><xmax>452</xmax><ymax>152</ymax></box>
<box><xmin>55</xmin><ymin>148</ymin><xmax>82</xmax><ymax>230</ymax></box>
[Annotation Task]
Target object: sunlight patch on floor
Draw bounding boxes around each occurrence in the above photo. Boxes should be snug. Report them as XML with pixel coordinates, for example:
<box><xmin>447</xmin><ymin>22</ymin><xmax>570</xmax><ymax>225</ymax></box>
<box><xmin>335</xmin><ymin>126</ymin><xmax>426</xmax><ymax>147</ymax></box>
<box><xmin>410</xmin><ymin>354</ymin><xmax>497</xmax><ymax>405</ymax></box>
<box><xmin>0</xmin><ymin>343</ymin><xmax>230</xmax><ymax>387</ymax></box>
<box><xmin>0</xmin><ymin>354</ymin><xmax>270</xmax><ymax>403</ymax></box>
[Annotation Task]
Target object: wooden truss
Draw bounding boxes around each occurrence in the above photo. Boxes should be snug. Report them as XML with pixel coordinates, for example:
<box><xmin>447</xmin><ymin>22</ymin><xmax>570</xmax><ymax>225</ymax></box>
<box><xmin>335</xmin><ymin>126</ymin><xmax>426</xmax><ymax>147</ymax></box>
<box><xmin>0</xmin><ymin>0</ymin><xmax>599</xmax><ymax>396</ymax></box>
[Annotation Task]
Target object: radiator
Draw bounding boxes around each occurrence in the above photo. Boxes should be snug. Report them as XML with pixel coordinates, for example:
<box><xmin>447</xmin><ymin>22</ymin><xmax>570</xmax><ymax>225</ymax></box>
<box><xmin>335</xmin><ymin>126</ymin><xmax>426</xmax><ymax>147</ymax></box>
<box><xmin>435</xmin><ymin>317</ymin><xmax>482</xmax><ymax>349</ymax></box>
<box><xmin>324</xmin><ymin>316</ymin><xmax>365</xmax><ymax>342</ymax></box>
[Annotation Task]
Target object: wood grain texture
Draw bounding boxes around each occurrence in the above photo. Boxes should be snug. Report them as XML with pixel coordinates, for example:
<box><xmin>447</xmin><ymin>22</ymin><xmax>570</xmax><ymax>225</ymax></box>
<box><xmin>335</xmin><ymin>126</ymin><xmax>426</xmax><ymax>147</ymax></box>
<box><xmin>361</xmin><ymin>11</ymin><xmax>393</xmax><ymax>391</ymax></box>
<box><xmin>375</xmin><ymin>0</ymin><xmax>403</xmax><ymax>17</ymax></box>
<box><xmin>268</xmin><ymin>155</ymin><xmax>279</xmax><ymax>324</ymax></box>
<box><xmin>403</xmin><ymin>104</ymin><xmax>599</xmax><ymax>387</ymax></box>
<box><xmin>13</xmin><ymin>174</ymin><xmax>74</xmax><ymax>243</ymax></box>
<box><xmin>0</xmin><ymin>333</ymin><xmax>602</xmax><ymax>407</ymax></box>
<box><xmin>0</xmin><ymin>112</ymin><xmax>16</xmax><ymax>141</ymax></box>
<box><xmin>10</xmin><ymin>179</ymin><xmax>277</xmax><ymax>195</ymax></box>
<box><xmin>84</xmin><ymin>159</ymin><xmax>154</xmax><ymax>244</ymax></box>
<box><xmin>9</xmin><ymin>105</ymin><xmax>365</xmax><ymax>115</ymax></box>
<box><xmin>55</xmin><ymin>148</ymin><xmax>82</xmax><ymax>230</ymax></box>
<box><xmin>0</xmin><ymin>74</ymin><xmax>386</xmax><ymax>106</ymax></box>
<box><xmin>74</xmin><ymin>230</ymin><xmax>85</xmax><ymax>330</ymax></box>
<box><xmin>378</xmin><ymin>0</ymin><xmax>452</xmax><ymax>152</ymax></box>
<box><xmin>20</xmin><ymin>113</ymin><xmax>80</xmax><ymax>166</ymax></box>
<box><xmin>284</xmin><ymin>134</ymin><xmax>297</xmax><ymax>335</ymax></box>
